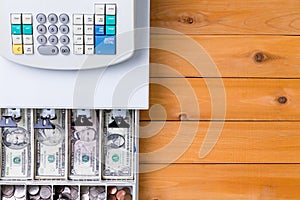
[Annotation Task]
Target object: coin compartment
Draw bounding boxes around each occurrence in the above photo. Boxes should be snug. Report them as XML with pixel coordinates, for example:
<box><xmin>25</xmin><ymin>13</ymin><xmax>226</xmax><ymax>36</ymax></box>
<box><xmin>107</xmin><ymin>186</ymin><xmax>133</xmax><ymax>200</ymax></box>
<box><xmin>79</xmin><ymin>185</ymin><xmax>106</xmax><ymax>200</ymax></box>
<box><xmin>27</xmin><ymin>185</ymin><xmax>52</xmax><ymax>200</ymax></box>
<box><xmin>54</xmin><ymin>185</ymin><xmax>79</xmax><ymax>200</ymax></box>
<box><xmin>1</xmin><ymin>185</ymin><xmax>26</xmax><ymax>200</ymax></box>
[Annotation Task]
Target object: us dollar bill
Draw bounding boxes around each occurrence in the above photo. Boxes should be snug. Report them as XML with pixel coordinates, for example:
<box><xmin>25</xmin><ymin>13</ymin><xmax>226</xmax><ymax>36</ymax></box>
<box><xmin>69</xmin><ymin>109</ymin><xmax>100</xmax><ymax>179</ymax></box>
<box><xmin>102</xmin><ymin>109</ymin><xmax>134</xmax><ymax>180</ymax></box>
<box><xmin>1</xmin><ymin>109</ymin><xmax>32</xmax><ymax>179</ymax></box>
<box><xmin>35</xmin><ymin>109</ymin><xmax>67</xmax><ymax>179</ymax></box>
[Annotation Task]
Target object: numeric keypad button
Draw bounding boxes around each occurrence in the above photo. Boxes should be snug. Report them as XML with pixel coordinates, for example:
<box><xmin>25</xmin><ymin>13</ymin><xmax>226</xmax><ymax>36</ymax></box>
<box><xmin>59</xmin><ymin>14</ymin><xmax>69</xmax><ymax>24</ymax></box>
<box><xmin>59</xmin><ymin>25</ymin><xmax>69</xmax><ymax>34</ymax></box>
<box><xmin>60</xmin><ymin>35</ymin><xmax>70</xmax><ymax>45</ymax></box>
<box><xmin>48</xmin><ymin>35</ymin><xmax>58</xmax><ymax>45</ymax></box>
<box><xmin>48</xmin><ymin>25</ymin><xmax>58</xmax><ymax>34</ymax></box>
<box><xmin>48</xmin><ymin>13</ymin><xmax>58</xmax><ymax>24</ymax></box>
<box><xmin>60</xmin><ymin>46</ymin><xmax>70</xmax><ymax>55</ymax></box>
<box><xmin>36</xmin><ymin>13</ymin><xmax>47</xmax><ymax>24</ymax></box>
<box><xmin>37</xmin><ymin>35</ymin><xmax>47</xmax><ymax>45</ymax></box>
<box><xmin>37</xmin><ymin>24</ymin><xmax>47</xmax><ymax>34</ymax></box>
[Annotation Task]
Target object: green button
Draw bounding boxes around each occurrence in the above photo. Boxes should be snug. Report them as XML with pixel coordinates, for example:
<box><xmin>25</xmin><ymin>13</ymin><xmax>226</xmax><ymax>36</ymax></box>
<box><xmin>22</xmin><ymin>25</ymin><xmax>33</xmax><ymax>35</ymax></box>
<box><xmin>11</xmin><ymin>25</ymin><xmax>21</xmax><ymax>35</ymax></box>
<box><xmin>106</xmin><ymin>26</ymin><xmax>116</xmax><ymax>35</ymax></box>
<box><xmin>106</xmin><ymin>15</ymin><xmax>116</xmax><ymax>25</ymax></box>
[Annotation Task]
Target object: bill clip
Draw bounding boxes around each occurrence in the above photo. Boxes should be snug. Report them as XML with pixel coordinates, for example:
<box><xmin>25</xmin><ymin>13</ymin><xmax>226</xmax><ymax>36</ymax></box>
<box><xmin>0</xmin><ymin>108</ymin><xmax>21</xmax><ymax>127</ymax></box>
<box><xmin>34</xmin><ymin>109</ymin><xmax>56</xmax><ymax>129</ymax></box>
<box><xmin>74</xmin><ymin>109</ymin><xmax>92</xmax><ymax>126</ymax></box>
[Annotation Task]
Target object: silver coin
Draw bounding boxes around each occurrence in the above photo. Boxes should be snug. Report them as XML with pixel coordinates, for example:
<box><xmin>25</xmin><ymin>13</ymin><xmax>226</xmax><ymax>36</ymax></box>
<box><xmin>80</xmin><ymin>187</ymin><xmax>89</xmax><ymax>194</ymax></box>
<box><xmin>2</xmin><ymin>185</ymin><xmax>15</xmax><ymax>197</ymax></box>
<box><xmin>55</xmin><ymin>186</ymin><xmax>64</xmax><ymax>194</ymax></box>
<box><xmin>2</xmin><ymin>196</ymin><xmax>16</xmax><ymax>200</ymax></box>
<box><xmin>29</xmin><ymin>194</ymin><xmax>40</xmax><ymax>200</ymax></box>
<box><xmin>70</xmin><ymin>187</ymin><xmax>79</xmax><ymax>200</ymax></box>
<box><xmin>39</xmin><ymin>186</ymin><xmax>51</xmax><ymax>199</ymax></box>
<box><xmin>62</xmin><ymin>187</ymin><xmax>71</xmax><ymax>194</ymax></box>
<box><xmin>61</xmin><ymin>193</ymin><xmax>71</xmax><ymax>199</ymax></box>
<box><xmin>15</xmin><ymin>197</ymin><xmax>26</xmax><ymax>200</ymax></box>
<box><xmin>97</xmin><ymin>193</ymin><xmax>106</xmax><ymax>200</ymax></box>
<box><xmin>14</xmin><ymin>186</ymin><xmax>25</xmax><ymax>198</ymax></box>
<box><xmin>89</xmin><ymin>187</ymin><xmax>98</xmax><ymax>197</ymax></box>
<box><xmin>28</xmin><ymin>186</ymin><xmax>40</xmax><ymax>196</ymax></box>
<box><xmin>80</xmin><ymin>194</ymin><xmax>89</xmax><ymax>200</ymax></box>
<box><xmin>95</xmin><ymin>187</ymin><xmax>104</xmax><ymax>195</ymax></box>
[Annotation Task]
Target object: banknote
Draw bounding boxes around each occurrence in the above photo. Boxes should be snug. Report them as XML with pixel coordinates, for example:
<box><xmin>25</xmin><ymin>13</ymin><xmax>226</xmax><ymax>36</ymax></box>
<box><xmin>0</xmin><ymin>108</ymin><xmax>32</xmax><ymax>179</ymax></box>
<box><xmin>35</xmin><ymin>109</ymin><xmax>67</xmax><ymax>179</ymax></box>
<box><xmin>69</xmin><ymin>109</ymin><xmax>100</xmax><ymax>179</ymax></box>
<box><xmin>102</xmin><ymin>109</ymin><xmax>134</xmax><ymax>180</ymax></box>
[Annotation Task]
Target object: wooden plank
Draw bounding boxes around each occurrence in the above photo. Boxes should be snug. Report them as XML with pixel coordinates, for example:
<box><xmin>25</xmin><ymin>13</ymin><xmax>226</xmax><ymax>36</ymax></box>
<box><xmin>150</xmin><ymin>35</ymin><xmax>300</xmax><ymax>78</ymax></box>
<box><xmin>139</xmin><ymin>122</ymin><xmax>300</xmax><ymax>163</ymax></box>
<box><xmin>139</xmin><ymin>164</ymin><xmax>300</xmax><ymax>199</ymax></box>
<box><xmin>140</xmin><ymin>78</ymin><xmax>300</xmax><ymax>121</ymax></box>
<box><xmin>151</xmin><ymin>0</ymin><xmax>300</xmax><ymax>35</ymax></box>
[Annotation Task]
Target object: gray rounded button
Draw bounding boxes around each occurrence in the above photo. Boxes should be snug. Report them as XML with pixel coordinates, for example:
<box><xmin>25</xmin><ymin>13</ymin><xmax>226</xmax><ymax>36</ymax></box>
<box><xmin>48</xmin><ymin>25</ymin><xmax>58</xmax><ymax>34</ymax></box>
<box><xmin>37</xmin><ymin>24</ymin><xmax>47</xmax><ymax>34</ymax></box>
<box><xmin>60</xmin><ymin>35</ymin><xmax>70</xmax><ymax>45</ymax></box>
<box><xmin>59</xmin><ymin>25</ymin><xmax>69</xmax><ymax>34</ymax></box>
<box><xmin>37</xmin><ymin>35</ymin><xmax>47</xmax><ymax>44</ymax></box>
<box><xmin>49</xmin><ymin>35</ymin><xmax>58</xmax><ymax>45</ymax></box>
<box><xmin>60</xmin><ymin>46</ymin><xmax>70</xmax><ymax>55</ymax></box>
<box><xmin>48</xmin><ymin>13</ymin><xmax>58</xmax><ymax>24</ymax></box>
<box><xmin>38</xmin><ymin>45</ymin><xmax>59</xmax><ymax>55</ymax></box>
<box><xmin>59</xmin><ymin>14</ymin><xmax>69</xmax><ymax>24</ymax></box>
<box><xmin>36</xmin><ymin>13</ymin><xmax>46</xmax><ymax>24</ymax></box>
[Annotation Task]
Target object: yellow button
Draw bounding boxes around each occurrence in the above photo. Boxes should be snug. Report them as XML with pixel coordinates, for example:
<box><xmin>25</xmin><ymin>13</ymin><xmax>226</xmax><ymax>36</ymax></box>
<box><xmin>13</xmin><ymin>44</ymin><xmax>23</xmax><ymax>54</ymax></box>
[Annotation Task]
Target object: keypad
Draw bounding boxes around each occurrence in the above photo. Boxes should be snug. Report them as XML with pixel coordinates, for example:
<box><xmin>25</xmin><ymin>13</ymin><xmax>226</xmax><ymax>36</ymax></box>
<box><xmin>74</xmin><ymin>3</ymin><xmax>116</xmax><ymax>55</ymax></box>
<box><xmin>10</xmin><ymin>3</ymin><xmax>117</xmax><ymax>56</ymax></box>
<box><xmin>10</xmin><ymin>13</ymin><xmax>34</xmax><ymax>55</ymax></box>
<box><xmin>36</xmin><ymin>13</ymin><xmax>70</xmax><ymax>55</ymax></box>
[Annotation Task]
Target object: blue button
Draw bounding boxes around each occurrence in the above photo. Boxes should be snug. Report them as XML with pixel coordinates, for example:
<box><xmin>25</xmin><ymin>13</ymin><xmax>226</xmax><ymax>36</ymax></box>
<box><xmin>106</xmin><ymin>26</ymin><xmax>116</xmax><ymax>35</ymax></box>
<box><xmin>106</xmin><ymin>15</ymin><xmax>116</xmax><ymax>25</ymax></box>
<box><xmin>11</xmin><ymin>25</ymin><xmax>21</xmax><ymax>35</ymax></box>
<box><xmin>22</xmin><ymin>25</ymin><xmax>33</xmax><ymax>35</ymax></box>
<box><xmin>95</xmin><ymin>25</ymin><xmax>105</xmax><ymax>35</ymax></box>
<box><xmin>95</xmin><ymin>36</ymin><xmax>116</xmax><ymax>55</ymax></box>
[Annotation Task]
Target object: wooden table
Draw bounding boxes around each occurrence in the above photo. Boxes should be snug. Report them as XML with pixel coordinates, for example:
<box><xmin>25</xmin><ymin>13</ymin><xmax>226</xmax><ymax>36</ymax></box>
<box><xmin>139</xmin><ymin>0</ymin><xmax>300</xmax><ymax>199</ymax></box>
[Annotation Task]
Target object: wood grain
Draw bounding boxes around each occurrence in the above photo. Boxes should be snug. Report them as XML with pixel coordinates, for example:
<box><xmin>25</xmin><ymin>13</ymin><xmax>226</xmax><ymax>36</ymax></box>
<box><xmin>151</xmin><ymin>0</ymin><xmax>300</xmax><ymax>35</ymax></box>
<box><xmin>150</xmin><ymin>35</ymin><xmax>300</xmax><ymax>78</ymax></box>
<box><xmin>140</xmin><ymin>122</ymin><xmax>300</xmax><ymax>163</ymax></box>
<box><xmin>140</xmin><ymin>78</ymin><xmax>300</xmax><ymax>121</ymax></box>
<box><xmin>139</xmin><ymin>164</ymin><xmax>300</xmax><ymax>199</ymax></box>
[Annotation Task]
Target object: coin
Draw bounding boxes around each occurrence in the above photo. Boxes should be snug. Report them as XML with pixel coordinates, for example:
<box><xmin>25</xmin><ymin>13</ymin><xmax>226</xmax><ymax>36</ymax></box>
<box><xmin>107</xmin><ymin>195</ymin><xmax>117</xmax><ymax>200</ymax></box>
<box><xmin>80</xmin><ymin>186</ymin><xmax>89</xmax><ymax>194</ymax></box>
<box><xmin>14</xmin><ymin>186</ymin><xmax>25</xmax><ymax>198</ymax></box>
<box><xmin>2</xmin><ymin>196</ymin><xmax>16</xmax><ymax>200</ymax></box>
<box><xmin>29</xmin><ymin>194</ymin><xmax>40</xmax><ymax>200</ymax></box>
<box><xmin>124</xmin><ymin>194</ymin><xmax>132</xmax><ymax>200</ymax></box>
<box><xmin>70</xmin><ymin>187</ymin><xmax>79</xmax><ymax>200</ymax></box>
<box><xmin>55</xmin><ymin>186</ymin><xmax>64</xmax><ymax>193</ymax></box>
<box><xmin>121</xmin><ymin>187</ymin><xmax>131</xmax><ymax>195</ymax></box>
<box><xmin>28</xmin><ymin>186</ymin><xmax>40</xmax><ymax>196</ymax></box>
<box><xmin>107</xmin><ymin>186</ymin><xmax>117</xmax><ymax>195</ymax></box>
<box><xmin>80</xmin><ymin>193</ymin><xmax>89</xmax><ymax>200</ymax></box>
<box><xmin>39</xmin><ymin>186</ymin><xmax>51</xmax><ymax>199</ymax></box>
<box><xmin>2</xmin><ymin>185</ymin><xmax>15</xmax><ymax>197</ymax></box>
<box><xmin>61</xmin><ymin>193</ymin><xmax>71</xmax><ymax>199</ymax></box>
<box><xmin>116</xmin><ymin>190</ymin><xmax>126</xmax><ymax>200</ymax></box>
<box><xmin>15</xmin><ymin>197</ymin><xmax>26</xmax><ymax>200</ymax></box>
<box><xmin>97</xmin><ymin>192</ymin><xmax>106</xmax><ymax>200</ymax></box>
<box><xmin>89</xmin><ymin>187</ymin><xmax>98</xmax><ymax>197</ymax></box>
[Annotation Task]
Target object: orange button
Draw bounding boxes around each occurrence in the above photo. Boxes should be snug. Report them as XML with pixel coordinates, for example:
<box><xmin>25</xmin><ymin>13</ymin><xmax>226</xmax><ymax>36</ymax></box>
<box><xmin>12</xmin><ymin>44</ymin><xmax>23</xmax><ymax>54</ymax></box>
